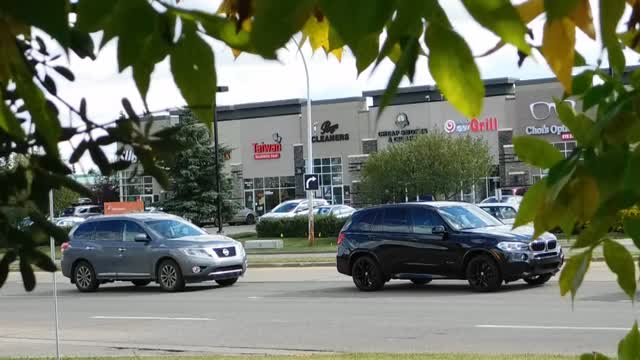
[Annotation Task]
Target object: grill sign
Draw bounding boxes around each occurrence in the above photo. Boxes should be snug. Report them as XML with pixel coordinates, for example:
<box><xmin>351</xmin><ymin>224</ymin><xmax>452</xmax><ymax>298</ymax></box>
<box><xmin>253</xmin><ymin>143</ymin><xmax>282</xmax><ymax>160</ymax></box>
<box><xmin>444</xmin><ymin>117</ymin><xmax>498</xmax><ymax>134</ymax></box>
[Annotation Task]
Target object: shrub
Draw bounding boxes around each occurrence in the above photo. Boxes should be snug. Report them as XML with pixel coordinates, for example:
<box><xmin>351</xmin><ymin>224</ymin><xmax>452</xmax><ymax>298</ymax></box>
<box><xmin>256</xmin><ymin>215</ymin><xmax>348</xmax><ymax>238</ymax></box>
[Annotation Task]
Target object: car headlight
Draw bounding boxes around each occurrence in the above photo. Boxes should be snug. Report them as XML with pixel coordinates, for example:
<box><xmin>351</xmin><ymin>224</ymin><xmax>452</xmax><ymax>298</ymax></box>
<box><xmin>181</xmin><ymin>248</ymin><xmax>212</xmax><ymax>258</ymax></box>
<box><xmin>497</xmin><ymin>242</ymin><xmax>530</xmax><ymax>252</ymax></box>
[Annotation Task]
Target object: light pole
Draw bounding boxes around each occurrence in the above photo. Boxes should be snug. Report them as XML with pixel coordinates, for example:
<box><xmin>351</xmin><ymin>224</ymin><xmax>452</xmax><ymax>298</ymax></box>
<box><xmin>292</xmin><ymin>37</ymin><xmax>315</xmax><ymax>246</ymax></box>
<box><xmin>213</xmin><ymin>86</ymin><xmax>228</xmax><ymax>234</ymax></box>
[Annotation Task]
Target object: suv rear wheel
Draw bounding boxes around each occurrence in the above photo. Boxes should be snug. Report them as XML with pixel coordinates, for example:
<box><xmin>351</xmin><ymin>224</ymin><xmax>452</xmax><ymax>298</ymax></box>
<box><xmin>157</xmin><ymin>259</ymin><xmax>185</xmax><ymax>292</ymax></box>
<box><xmin>73</xmin><ymin>261</ymin><xmax>99</xmax><ymax>292</ymax></box>
<box><xmin>466</xmin><ymin>255</ymin><xmax>502</xmax><ymax>292</ymax></box>
<box><xmin>523</xmin><ymin>273</ymin><xmax>552</xmax><ymax>286</ymax></box>
<box><xmin>351</xmin><ymin>256</ymin><xmax>384</xmax><ymax>291</ymax></box>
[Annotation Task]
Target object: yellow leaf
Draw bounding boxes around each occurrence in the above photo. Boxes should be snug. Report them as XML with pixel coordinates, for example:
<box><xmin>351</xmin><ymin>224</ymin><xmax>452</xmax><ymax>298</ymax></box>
<box><xmin>330</xmin><ymin>47</ymin><xmax>343</xmax><ymax>61</ymax></box>
<box><xmin>516</xmin><ymin>0</ymin><xmax>544</xmax><ymax>23</ymax></box>
<box><xmin>569</xmin><ymin>0</ymin><xmax>596</xmax><ymax>39</ymax></box>
<box><xmin>231</xmin><ymin>48</ymin><xmax>242</xmax><ymax>59</ymax></box>
<box><xmin>542</xmin><ymin>18</ymin><xmax>575</xmax><ymax>92</ymax></box>
<box><xmin>241</xmin><ymin>18</ymin><xmax>252</xmax><ymax>32</ymax></box>
<box><xmin>568</xmin><ymin>176</ymin><xmax>600</xmax><ymax>221</ymax></box>
<box><xmin>302</xmin><ymin>15</ymin><xmax>329</xmax><ymax>51</ymax></box>
<box><xmin>387</xmin><ymin>43</ymin><xmax>402</xmax><ymax>63</ymax></box>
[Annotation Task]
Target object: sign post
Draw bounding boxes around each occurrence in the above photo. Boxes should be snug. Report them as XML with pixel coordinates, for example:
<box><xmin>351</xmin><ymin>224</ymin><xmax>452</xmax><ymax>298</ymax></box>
<box><xmin>49</xmin><ymin>190</ymin><xmax>61</xmax><ymax>360</ymax></box>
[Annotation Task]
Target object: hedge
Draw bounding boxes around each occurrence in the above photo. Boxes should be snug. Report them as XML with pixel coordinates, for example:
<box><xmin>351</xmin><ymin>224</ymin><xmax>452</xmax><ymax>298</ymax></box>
<box><xmin>256</xmin><ymin>215</ymin><xmax>348</xmax><ymax>238</ymax></box>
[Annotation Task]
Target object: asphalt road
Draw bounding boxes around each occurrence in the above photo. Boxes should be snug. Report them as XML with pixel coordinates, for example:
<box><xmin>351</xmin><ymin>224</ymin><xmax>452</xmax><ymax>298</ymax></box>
<box><xmin>0</xmin><ymin>264</ymin><xmax>635</xmax><ymax>357</ymax></box>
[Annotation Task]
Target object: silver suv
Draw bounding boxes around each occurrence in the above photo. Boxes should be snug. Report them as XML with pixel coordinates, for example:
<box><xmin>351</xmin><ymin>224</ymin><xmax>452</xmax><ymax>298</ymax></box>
<box><xmin>61</xmin><ymin>213</ymin><xmax>247</xmax><ymax>292</ymax></box>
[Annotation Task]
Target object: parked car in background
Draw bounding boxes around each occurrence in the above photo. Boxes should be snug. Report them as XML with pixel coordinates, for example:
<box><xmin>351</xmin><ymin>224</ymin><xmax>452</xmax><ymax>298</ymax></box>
<box><xmin>314</xmin><ymin>205</ymin><xmax>356</xmax><ymax>219</ymax></box>
<box><xmin>53</xmin><ymin>216</ymin><xmax>85</xmax><ymax>228</ymax></box>
<box><xmin>74</xmin><ymin>198</ymin><xmax>93</xmax><ymax>205</ymax></box>
<box><xmin>259</xmin><ymin>199</ymin><xmax>330</xmax><ymax>220</ymax></box>
<box><xmin>477</xmin><ymin>203</ymin><xmax>519</xmax><ymax>226</ymax></box>
<box><xmin>230</xmin><ymin>207</ymin><xmax>257</xmax><ymax>225</ymax></box>
<box><xmin>336</xmin><ymin>202</ymin><xmax>562</xmax><ymax>292</ymax></box>
<box><xmin>60</xmin><ymin>213</ymin><xmax>247</xmax><ymax>292</ymax></box>
<box><xmin>479</xmin><ymin>195</ymin><xmax>523</xmax><ymax>205</ymax></box>
<box><xmin>61</xmin><ymin>205</ymin><xmax>103</xmax><ymax>219</ymax></box>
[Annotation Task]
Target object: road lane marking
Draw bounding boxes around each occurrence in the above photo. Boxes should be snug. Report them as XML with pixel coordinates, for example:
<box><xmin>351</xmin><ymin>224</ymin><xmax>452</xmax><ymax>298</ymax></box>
<box><xmin>91</xmin><ymin>316</ymin><xmax>214</xmax><ymax>321</ymax></box>
<box><xmin>476</xmin><ymin>325</ymin><xmax>628</xmax><ymax>331</ymax></box>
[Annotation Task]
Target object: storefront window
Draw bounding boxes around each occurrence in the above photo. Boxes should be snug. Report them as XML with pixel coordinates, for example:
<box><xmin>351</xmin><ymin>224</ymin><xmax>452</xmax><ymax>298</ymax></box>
<box><xmin>280</xmin><ymin>176</ymin><xmax>295</xmax><ymax>188</ymax></box>
<box><xmin>254</xmin><ymin>177</ymin><xmax>264</xmax><ymax>189</ymax></box>
<box><xmin>304</xmin><ymin>157</ymin><xmax>348</xmax><ymax>205</ymax></box>
<box><xmin>266</xmin><ymin>176</ymin><xmax>279</xmax><ymax>188</ymax></box>
<box><xmin>244</xmin><ymin>175</ymin><xmax>296</xmax><ymax>214</ymax></box>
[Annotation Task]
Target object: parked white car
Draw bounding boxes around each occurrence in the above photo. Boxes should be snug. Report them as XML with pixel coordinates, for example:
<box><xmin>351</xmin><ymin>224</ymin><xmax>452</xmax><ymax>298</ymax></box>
<box><xmin>479</xmin><ymin>195</ymin><xmax>523</xmax><ymax>205</ymax></box>
<box><xmin>230</xmin><ymin>207</ymin><xmax>257</xmax><ymax>225</ymax></box>
<box><xmin>259</xmin><ymin>199</ymin><xmax>330</xmax><ymax>220</ymax></box>
<box><xmin>314</xmin><ymin>205</ymin><xmax>356</xmax><ymax>219</ymax></box>
<box><xmin>477</xmin><ymin>203</ymin><xmax>519</xmax><ymax>225</ymax></box>
<box><xmin>53</xmin><ymin>216</ymin><xmax>86</xmax><ymax>228</ymax></box>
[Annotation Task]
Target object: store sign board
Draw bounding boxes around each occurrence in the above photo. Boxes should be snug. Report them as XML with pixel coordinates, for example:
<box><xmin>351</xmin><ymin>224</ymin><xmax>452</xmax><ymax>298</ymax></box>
<box><xmin>253</xmin><ymin>143</ymin><xmax>282</xmax><ymax>160</ymax></box>
<box><xmin>525</xmin><ymin>124</ymin><xmax>570</xmax><ymax>136</ymax></box>
<box><xmin>312</xmin><ymin>121</ymin><xmax>350</xmax><ymax>143</ymax></box>
<box><xmin>378</xmin><ymin>113</ymin><xmax>428</xmax><ymax>143</ymax></box>
<box><xmin>444</xmin><ymin>117</ymin><xmax>498</xmax><ymax>134</ymax></box>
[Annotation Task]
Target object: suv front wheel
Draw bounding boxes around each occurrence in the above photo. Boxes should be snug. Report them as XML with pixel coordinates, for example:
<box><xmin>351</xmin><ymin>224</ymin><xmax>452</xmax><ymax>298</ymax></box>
<box><xmin>466</xmin><ymin>255</ymin><xmax>502</xmax><ymax>292</ymax></box>
<box><xmin>351</xmin><ymin>256</ymin><xmax>385</xmax><ymax>291</ymax></box>
<box><xmin>157</xmin><ymin>259</ymin><xmax>185</xmax><ymax>292</ymax></box>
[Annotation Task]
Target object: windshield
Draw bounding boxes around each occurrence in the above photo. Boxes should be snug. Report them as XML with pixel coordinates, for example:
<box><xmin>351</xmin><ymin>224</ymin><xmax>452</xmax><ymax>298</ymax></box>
<box><xmin>62</xmin><ymin>207</ymin><xmax>75</xmax><ymax>216</ymax></box>
<box><xmin>271</xmin><ymin>202</ymin><xmax>299</xmax><ymax>213</ymax></box>
<box><xmin>145</xmin><ymin>219</ymin><xmax>206</xmax><ymax>239</ymax></box>
<box><xmin>438</xmin><ymin>205</ymin><xmax>503</xmax><ymax>230</ymax></box>
<box><xmin>316</xmin><ymin>207</ymin><xmax>331</xmax><ymax>215</ymax></box>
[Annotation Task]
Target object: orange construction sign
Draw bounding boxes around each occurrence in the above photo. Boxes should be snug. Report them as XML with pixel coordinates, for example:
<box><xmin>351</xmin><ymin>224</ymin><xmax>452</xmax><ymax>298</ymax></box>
<box><xmin>104</xmin><ymin>199</ymin><xmax>144</xmax><ymax>215</ymax></box>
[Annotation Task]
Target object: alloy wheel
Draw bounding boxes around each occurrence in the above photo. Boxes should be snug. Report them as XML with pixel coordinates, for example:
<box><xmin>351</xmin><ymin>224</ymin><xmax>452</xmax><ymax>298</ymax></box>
<box><xmin>160</xmin><ymin>264</ymin><xmax>177</xmax><ymax>288</ymax></box>
<box><xmin>76</xmin><ymin>265</ymin><xmax>92</xmax><ymax>289</ymax></box>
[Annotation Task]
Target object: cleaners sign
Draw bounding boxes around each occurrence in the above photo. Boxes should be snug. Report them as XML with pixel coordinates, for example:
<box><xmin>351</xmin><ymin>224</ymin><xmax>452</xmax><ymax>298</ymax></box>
<box><xmin>444</xmin><ymin>117</ymin><xmax>498</xmax><ymax>134</ymax></box>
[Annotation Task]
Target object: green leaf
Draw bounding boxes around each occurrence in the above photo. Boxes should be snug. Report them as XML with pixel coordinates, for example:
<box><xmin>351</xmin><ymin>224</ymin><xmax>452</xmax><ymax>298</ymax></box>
<box><xmin>0</xmin><ymin>101</ymin><xmax>26</xmax><ymax>139</ymax></box>
<box><xmin>0</xmin><ymin>251</ymin><xmax>17</xmax><ymax>288</ymax></box>
<box><xmin>69</xmin><ymin>28</ymin><xmax>96</xmax><ymax>60</ymax></box>
<box><xmin>30</xmin><ymin>250</ymin><xmax>56</xmax><ymax>272</ymax></box>
<box><xmin>603</xmin><ymin>239</ymin><xmax>637</xmax><ymax>300</ymax></box>
<box><xmin>582</xmin><ymin>82</ymin><xmax>614</xmax><ymax>111</ymax></box>
<box><xmin>513</xmin><ymin>177</ymin><xmax>547</xmax><ymax>228</ymax></box>
<box><xmin>19</xmin><ymin>255</ymin><xmax>35</xmax><ymax>292</ymax></box>
<box><xmin>1</xmin><ymin>0</ymin><xmax>69</xmax><ymax>46</ymax></box>
<box><xmin>88</xmin><ymin>142</ymin><xmax>111</xmax><ymax>176</ymax></box>
<box><xmin>574</xmin><ymin>50</ymin><xmax>587</xmax><ymax>67</ymax></box>
<box><xmin>423</xmin><ymin>0</ymin><xmax>452</xmax><ymax>28</ymax></box>
<box><xmin>462</xmin><ymin>0</ymin><xmax>530</xmax><ymax>53</ymax></box>
<box><xmin>544</xmin><ymin>0</ymin><xmax>580</xmax><ymax>20</ymax></box>
<box><xmin>572</xmin><ymin>70</ymin><xmax>593</xmax><ymax>95</ymax></box>
<box><xmin>378</xmin><ymin>38</ymin><xmax>419</xmax><ymax>112</ymax></box>
<box><xmin>513</xmin><ymin>136</ymin><xmax>564</xmax><ymax>169</ymax></box>
<box><xmin>69</xmin><ymin>140</ymin><xmax>88</xmax><ymax>164</ymax></box>
<box><xmin>75</xmin><ymin>0</ymin><xmax>119</xmax><ymax>33</ymax></box>
<box><xmin>618</xmin><ymin>322</ymin><xmax>640</xmax><ymax>360</ymax></box>
<box><xmin>599</xmin><ymin>0</ymin><xmax>626</xmax><ymax>75</ymax></box>
<box><xmin>113</xmin><ymin>0</ymin><xmax>157</xmax><ymax>72</ymax></box>
<box><xmin>556</xmin><ymin>100</ymin><xmax>594</xmax><ymax>145</ymax></box>
<box><xmin>320</xmin><ymin>0</ymin><xmax>393</xmax><ymax>51</ymax></box>
<box><xmin>624</xmin><ymin>147</ymin><xmax>640</xmax><ymax>197</ymax></box>
<box><xmin>251</xmin><ymin>0</ymin><xmax>316</xmax><ymax>57</ymax></box>
<box><xmin>133</xmin><ymin>15</ymin><xmax>173</xmax><ymax>101</ymax></box>
<box><xmin>170</xmin><ymin>22</ymin><xmax>217</xmax><ymax>130</ymax></box>
<box><xmin>53</xmin><ymin>66</ymin><xmax>75</xmax><ymax>81</ymax></box>
<box><xmin>559</xmin><ymin>248</ymin><xmax>592</xmax><ymax>301</ymax></box>
<box><xmin>354</xmin><ymin>33</ymin><xmax>380</xmax><ymax>74</ymax></box>
<box><xmin>426</xmin><ymin>23</ymin><xmax>484</xmax><ymax>117</ymax></box>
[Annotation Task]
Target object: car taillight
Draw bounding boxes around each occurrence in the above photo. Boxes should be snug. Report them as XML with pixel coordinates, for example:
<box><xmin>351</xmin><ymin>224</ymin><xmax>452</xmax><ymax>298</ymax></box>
<box><xmin>60</xmin><ymin>242</ymin><xmax>71</xmax><ymax>253</ymax></box>
<box><xmin>337</xmin><ymin>232</ymin><xmax>346</xmax><ymax>245</ymax></box>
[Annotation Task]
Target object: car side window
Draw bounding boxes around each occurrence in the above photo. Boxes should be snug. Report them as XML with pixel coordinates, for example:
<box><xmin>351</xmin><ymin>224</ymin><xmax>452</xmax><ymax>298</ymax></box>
<box><xmin>123</xmin><ymin>221</ymin><xmax>148</xmax><ymax>242</ymax></box>
<box><xmin>78</xmin><ymin>208</ymin><xmax>88</xmax><ymax>214</ymax></box>
<box><xmin>73</xmin><ymin>222</ymin><xmax>94</xmax><ymax>241</ymax></box>
<box><xmin>500</xmin><ymin>207</ymin><xmax>517</xmax><ymax>219</ymax></box>
<box><xmin>411</xmin><ymin>208</ymin><xmax>445</xmax><ymax>234</ymax></box>
<box><xmin>93</xmin><ymin>220</ymin><xmax>124</xmax><ymax>241</ymax></box>
<box><xmin>89</xmin><ymin>207</ymin><xmax>102</xmax><ymax>214</ymax></box>
<box><xmin>349</xmin><ymin>209</ymin><xmax>379</xmax><ymax>232</ymax></box>
<box><xmin>382</xmin><ymin>207</ymin><xmax>410</xmax><ymax>233</ymax></box>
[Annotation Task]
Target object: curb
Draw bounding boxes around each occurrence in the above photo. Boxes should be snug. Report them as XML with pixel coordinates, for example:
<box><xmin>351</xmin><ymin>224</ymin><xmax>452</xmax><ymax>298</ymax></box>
<box><xmin>249</xmin><ymin>262</ymin><xmax>335</xmax><ymax>268</ymax></box>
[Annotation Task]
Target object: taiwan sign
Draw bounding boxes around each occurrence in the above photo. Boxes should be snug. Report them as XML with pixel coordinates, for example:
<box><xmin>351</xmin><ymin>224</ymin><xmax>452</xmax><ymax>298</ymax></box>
<box><xmin>444</xmin><ymin>117</ymin><xmax>498</xmax><ymax>134</ymax></box>
<box><xmin>253</xmin><ymin>143</ymin><xmax>282</xmax><ymax>160</ymax></box>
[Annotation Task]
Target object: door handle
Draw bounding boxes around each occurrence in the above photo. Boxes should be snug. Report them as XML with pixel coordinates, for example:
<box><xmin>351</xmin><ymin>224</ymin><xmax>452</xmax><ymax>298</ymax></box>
<box><xmin>118</xmin><ymin>247</ymin><xmax>126</xmax><ymax>252</ymax></box>
<box><xmin>84</xmin><ymin>246</ymin><xmax>96</xmax><ymax>250</ymax></box>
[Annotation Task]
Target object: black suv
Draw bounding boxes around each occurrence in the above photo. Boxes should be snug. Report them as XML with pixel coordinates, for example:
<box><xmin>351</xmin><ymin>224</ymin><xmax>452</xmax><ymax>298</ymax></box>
<box><xmin>336</xmin><ymin>202</ymin><xmax>564</xmax><ymax>292</ymax></box>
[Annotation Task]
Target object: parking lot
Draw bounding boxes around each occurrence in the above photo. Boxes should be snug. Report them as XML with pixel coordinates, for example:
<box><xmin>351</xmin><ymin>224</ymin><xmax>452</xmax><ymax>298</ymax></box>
<box><xmin>0</xmin><ymin>264</ymin><xmax>634</xmax><ymax>357</ymax></box>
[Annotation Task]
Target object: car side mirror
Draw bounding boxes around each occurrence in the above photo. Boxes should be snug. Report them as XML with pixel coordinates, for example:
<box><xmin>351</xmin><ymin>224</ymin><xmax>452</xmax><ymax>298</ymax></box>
<box><xmin>134</xmin><ymin>234</ymin><xmax>150</xmax><ymax>243</ymax></box>
<box><xmin>432</xmin><ymin>225</ymin><xmax>446</xmax><ymax>235</ymax></box>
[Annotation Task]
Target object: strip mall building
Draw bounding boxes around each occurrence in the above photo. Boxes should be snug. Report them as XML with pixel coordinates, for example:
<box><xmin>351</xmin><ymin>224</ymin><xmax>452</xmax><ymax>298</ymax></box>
<box><xmin>118</xmin><ymin>75</ymin><xmax>598</xmax><ymax>215</ymax></box>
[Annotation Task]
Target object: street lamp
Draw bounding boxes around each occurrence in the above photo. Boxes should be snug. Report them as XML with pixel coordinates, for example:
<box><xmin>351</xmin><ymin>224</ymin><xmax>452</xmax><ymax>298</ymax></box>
<box><xmin>292</xmin><ymin>37</ymin><xmax>315</xmax><ymax>246</ymax></box>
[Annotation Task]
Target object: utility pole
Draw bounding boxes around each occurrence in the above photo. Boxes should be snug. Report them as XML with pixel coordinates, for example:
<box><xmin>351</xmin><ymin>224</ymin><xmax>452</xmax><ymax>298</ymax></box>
<box><xmin>214</xmin><ymin>86</ymin><xmax>228</xmax><ymax>234</ymax></box>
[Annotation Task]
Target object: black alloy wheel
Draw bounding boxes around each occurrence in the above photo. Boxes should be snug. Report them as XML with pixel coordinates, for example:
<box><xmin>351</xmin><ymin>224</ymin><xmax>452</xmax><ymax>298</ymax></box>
<box><xmin>216</xmin><ymin>277</ymin><xmax>238</xmax><ymax>286</ymax></box>
<box><xmin>157</xmin><ymin>259</ymin><xmax>185</xmax><ymax>292</ymax></box>
<box><xmin>131</xmin><ymin>279</ymin><xmax>152</xmax><ymax>287</ymax></box>
<box><xmin>523</xmin><ymin>273</ymin><xmax>553</xmax><ymax>286</ymax></box>
<box><xmin>466</xmin><ymin>255</ymin><xmax>502</xmax><ymax>292</ymax></box>
<box><xmin>73</xmin><ymin>261</ymin><xmax>99</xmax><ymax>292</ymax></box>
<box><xmin>351</xmin><ymin>256</ymin><xmax>384</xmax><ymax>291</ymax></box>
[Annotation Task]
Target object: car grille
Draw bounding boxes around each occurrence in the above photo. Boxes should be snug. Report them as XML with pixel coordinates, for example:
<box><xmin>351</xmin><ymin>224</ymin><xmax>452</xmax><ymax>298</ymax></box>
<box><xmin>534</xmin><ymin>252</ymin><xmax>558</xmax><ymax>259</ymax></box>
<box><xmin>530</xmin><ymin>242</ymin><xmax>545</xmax><ymax>251</ymax></box>
<box><xmin>547</xmin><ymin>240</ymin><xmax>557</xmax><ymax>250</ymax></box>
<box><xmin>214</xmin><ymin>247</ymin><xmax>236</xmax><ymax>257</ymax></box>
<box><xmin>215</xmin><ymin>265</ymin><xmax>243</xmax><ymax>272</ymax></box>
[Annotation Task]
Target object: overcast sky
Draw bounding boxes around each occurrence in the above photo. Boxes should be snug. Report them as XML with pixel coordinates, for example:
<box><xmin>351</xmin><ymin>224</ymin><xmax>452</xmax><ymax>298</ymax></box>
<box><xmin>55</xmin><ymin>0</ymin><xmax>638</xmax><ymax>172</ymax></box>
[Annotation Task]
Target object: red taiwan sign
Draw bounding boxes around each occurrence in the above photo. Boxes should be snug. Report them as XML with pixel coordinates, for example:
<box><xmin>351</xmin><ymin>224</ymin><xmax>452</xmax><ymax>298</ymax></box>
<box><xmin>253</xmin><ymin>143</ymin><xmax>282</xmax><ymax>160</ymax></box>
